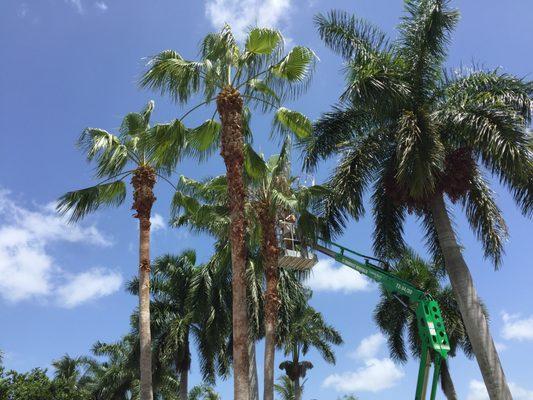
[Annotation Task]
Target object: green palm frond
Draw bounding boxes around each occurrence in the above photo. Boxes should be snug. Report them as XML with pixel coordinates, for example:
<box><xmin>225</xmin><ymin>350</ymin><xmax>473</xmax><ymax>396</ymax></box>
<box><xmin>462</xmin><ymin>168</ymin><xmax>509</xmax><ymax>267</ymax></box>
<box><xmin>244</xmin><ymin>144</ymin><xmax>267</xmax><ymax>179</ymax></box>
<box><xmin>57</xmin><ymin>180</ymin><xmax>127</xmax><ymax>222</ymax></box>
<box><xmin>146</xmin><ymin>119</ymin><xmax>188</xmax><ymax>171</ymax></box>
<box><xmin>140</xmin><ymin>50</ymin><xmax>208</xmax><ymax>103</ymax></box>
<box><xmin>303</xmin><ymin>106</ymin><xmax>368</xmax><ymax>171</ymax></box>
<box><xmin>395</xmin><ymin>110</ymin><xmax>445</xmax><ymax>198</ymax></box>
<box><xmin>187</xmin><ymin>119</ymin><xmax>221</xmax><ymax>161</ymax></box>
<box><xmin>78</xmin><ymin>128</ymin><xmax>130</xmax><ymax>178</ymax></box>
<box><xmin>315</xmin><ymin>10</ymin><xmax>390</xmax><ymax>60</ymax></box>
<box><xmin>372</xmin><ymin>174</ymin><xmax>407</xmax><ymax>259</ymax></box>
<box><xmin>271</xmin><ymin>46</ymin><xmax>317</xmax><ymax>83</ymax></box>
<box><xmin>273</xmin><ymin>107</ymin><xmax>312</xmax><ymax>139</ymax></box>
<box><xmin>245</xmin><ymin>28</ymin><xmax>283</xmax><ymax>55</ymax></box>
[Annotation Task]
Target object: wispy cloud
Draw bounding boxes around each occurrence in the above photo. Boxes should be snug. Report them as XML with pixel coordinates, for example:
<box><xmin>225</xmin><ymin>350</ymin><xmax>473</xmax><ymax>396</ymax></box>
<box><xmin>305</xmin><ymin>258</ymin><xmax>372</xmax><ymax>293</ymax></box>
<box><xmin>94</xmin><ymin>1</ymin><xmax>108</xmax><ymax>11</ymax></box>
<box><xmin>0</xmin><ymin>190</ymin><xmax>120</xmax><ymax>306</ymax></box>
<box><xmin>468</xmin><ymin>380</ymin><xmax>533</xmax><ymax>400</ymax></box>
<box><xmin>57</xmin><ymin>268</ymin><xmax>122</xmax><ymax>308</ymax></box>
<box><xmin>205</xmin><ymin>0</ymin><xmax>292</xmax><ymax>40</ymax></box>
<box><xmin>17</xmin><ymin>3</ymin><xmax>29</xmax><ymax>18</ymax></box>
<box><xmin>502</xmin><ymin>311</ymin><xmax>533</xmax><ymax>341</ymax></box>
<box><xmin>65</xmin><ymin>0</ymin><xmax>84</xmax><ymax>13</ymax></box>
<box><xmin>323</xmin><ymin>333</ymin><xmax>404</xmax><ymax>393</ymax></box>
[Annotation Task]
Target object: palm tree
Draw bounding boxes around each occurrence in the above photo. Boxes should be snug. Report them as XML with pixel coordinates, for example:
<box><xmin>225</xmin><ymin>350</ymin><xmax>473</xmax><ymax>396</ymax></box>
<box><xmin>57</xmin><ymin>101</ymin><xmax>187</xmax><ymax>400</ymax></box>
<box><xmin>127</xmin><ymin>250</ymin><xmax>231</xmax><ymax>400</ymax></box>
<box><xmin>173</xmin><ymin>147</ymin><xmax>330</xmax><ymax>400</ymax></box>
<box><xmin>278</xmin><ymin>298</ymin><xmax>343</xmax><ymax>400</ymax></box>
<box><xmin>140</xmin><ymin>26</ymin><xmax>316</xmax><ymax>399</ymax></box>
<box><xmin>306</xmin><ymin>3</ymin><xmax>532</xmax><ymax>397</ymax></box>
<box><xmin>188</xmin><ymin>384</ymin><xmax>221</xmax><ymax>400</ymax></box>
<box><xmin>274</xmin><ymin>376</ymin><xmax>297</xmax><ymax>400</ymax></box>
<box><xmin>374</xmin><ymin>250</ymin><xmax>481</xmax><ymax>399</ymax></box>
<box><xmin>246</xmin><ymin>143</ymin><xmax>331</xmax><ymax>400</ymax></box>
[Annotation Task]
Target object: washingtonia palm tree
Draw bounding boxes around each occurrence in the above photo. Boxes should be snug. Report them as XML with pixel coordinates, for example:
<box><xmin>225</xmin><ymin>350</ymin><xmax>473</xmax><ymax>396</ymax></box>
<box><xmin>127</xmin><ymin>250</ymin><xmax>231</xmax><ymax>400</ymax></box>
<box><xmin>306</xmin><ymin>3</ymin><xmax>532</xmax><ymax>398</ymax></box>
<box><xmin>140</xmin><ymin>26</ymin><xmax>316</xmax><ymax>399</ymax></box>
<box><xmin>278</xmin><ymin>298</ymin><xmax>342</xmax><ymax>400</ymax></box>
<box><xmin>57</xmin><ymin>101</ymin><xmax>187</xmax><ymax>400</ymax></box>
<box><xmin>374</xmin><ymin>250</ymin><xmax>481</xmax><ymax>400</ymax></box>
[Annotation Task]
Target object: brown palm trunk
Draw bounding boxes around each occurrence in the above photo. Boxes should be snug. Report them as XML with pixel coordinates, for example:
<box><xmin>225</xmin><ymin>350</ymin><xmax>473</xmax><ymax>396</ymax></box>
<box><xmin>259</xmin><ymin>206</ymin><xmax>280</xmax><ymax>400</ymax></box>
<box><xmin>217</xmin><ymin>86</ymin><xmax>250</xmax><ymax>400</ymax></box>
<box><xmin>431</xmin><ymin>194</ymin><xmax>512</xmax><ymax>400</ymax></box>
<box><xmin>132</xmin><ymin>166</ymin><xmax>156</xmax><ymax>400</ymax></box>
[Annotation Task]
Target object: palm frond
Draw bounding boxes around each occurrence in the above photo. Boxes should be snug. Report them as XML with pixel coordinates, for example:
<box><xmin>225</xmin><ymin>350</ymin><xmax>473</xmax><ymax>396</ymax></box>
<box><xmin>273</xmin><ymin>107</ymin><xmax>312</xmax><ymax>140</ymax></box>
<box><xmin>57</xmin><ymin>180</ymin><xmax>127</xmax><ymax>222</ymax></box>
<box><xmin>315</xmin><ymin>10</ymin><xmax>390</xmax><ymax>60</ymax></box>
<box><xmin>78</xmin><ymin>128</ymin><xmax>130</xmax><ymax>178</ymax></box>
<box><xmin>140</xmin><ymin>50</ymin><xmax>206</xmax><ymax>103</ymax></box>
<box><xmin>245</xmin><ymin>28</ymin><xmax>283</xmax><ymax>55</ymax></box>
<box><xmin>462</xmin><ymin>168</ymin><xmax>509</xmax><ymax>267</ymax></box>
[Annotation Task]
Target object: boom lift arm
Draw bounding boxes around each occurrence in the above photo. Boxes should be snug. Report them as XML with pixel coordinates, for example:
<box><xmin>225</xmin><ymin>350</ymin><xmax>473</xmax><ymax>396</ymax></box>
<box><xmin>313</xmin><ymin>239</ymin><xmax>451</xmax><ymax>400</ymax></box>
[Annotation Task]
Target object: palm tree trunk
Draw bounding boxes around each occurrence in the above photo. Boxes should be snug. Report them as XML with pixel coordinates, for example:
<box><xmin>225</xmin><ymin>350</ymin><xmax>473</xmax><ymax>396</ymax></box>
<box><xmin>440</xmin><ymin>360</ymin><xmax>457</xmax><ymax>400</ymax></box>
<box><xmin>294</xmin><ymin>377</ymin><xmax>301</xmax><ymax>400</ymax></box>
<box><xmin>179</xmin><ymin>368</ymin><xmax>188</xmax><ymax>400</ymax></box>
<box><xmin>260</xmin><ymin>207</ymin><xmax>280</xmax><ymax>400</ymax></box>
<box><xmin>132</xmin><ymin>166</ymin><xmax>156</xmax><ymax>400</ymax></box>
<box><xmin>248</xmin><ymin>339</ymin><xmax>259</xmax><ymax>400</ymax></box>
<box><xmin>217</xmin><ymin>86</ymin><xmax>250</xmax><ymax>400</ymax></box>
<box><xmin>430</xmin><ymin>194</ymin><xmax>512</xmax><ymax>400</ymax></box>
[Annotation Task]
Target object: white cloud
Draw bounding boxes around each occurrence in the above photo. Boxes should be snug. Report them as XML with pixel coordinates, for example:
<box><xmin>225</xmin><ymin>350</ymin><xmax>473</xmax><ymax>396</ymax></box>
<box><xmin>351</xmin><ymin>333</ymin><xmax>386</xmax><ymax>360</ymax></box>
<box><xmin>305</xmin><ymin>258</ymin><xmax>372</xmax><ymax>293</ymax></box>
<box><xmin>0</xmin><ymin>190</ymin><xmax>119</xmax><ymax>306</ymax></box>
<box><xmin>205</xmin><ymin>0</ymin><xmax>292</xmax><ymax>40</ymax></box>
<box><xmin>94</xmin><ymin>1</ymin><xmax>108</xmax><ymax>11</ymax></box>
<box><xmin>324</xmin><ymin>332</ymin><xmax>403</xmax><ymax>393</ymax></box>
<box><xmin>57</xmin><ymin>268</ymin><xmax>122</xmax><ymax>308</ymax></box>
<box><xmin>468</xmin><ymin>380</ymin><xmax>533</xmax><ymax>400</ymax></box>
<box><xmin>150</xmin><ymin>213</ymin><xmax>166</xmax><ymax>232</ymax></box>
<box><xmin>65</xmin><ymin>0</ymin><xmax>83</xmax><ymax>13</ymax></box>
<box><xmin>323</xmin><ymin>358</ymin><xmax>404</xmax><ymax>392</ymax></box>
<box><xmin>495</xmin><ymin>341</ymin><xmax>508</xmax><ymax>352</ymax></box>
<box><xmin>502</xmin><ymin>312</ymin><xmax>533</xmax><ymax>341</ymax></box>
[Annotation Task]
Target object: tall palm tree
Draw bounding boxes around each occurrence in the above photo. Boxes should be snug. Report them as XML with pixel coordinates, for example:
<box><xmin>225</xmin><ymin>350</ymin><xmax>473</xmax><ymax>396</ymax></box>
<box><xmin>374</xmin><ymin>250</ymin><xmax>481</xmax><ymax>399</ymax></box>
<box><xmin>172</xmin><ymin>147</ymin><xmax>330</xmax><ymax>400</ymax></box>
<box><xmin>127</xmin><ymin>250</ymin><xmax>231</xmax><ymax>400</ymax></box>
<box><xmin>140</xmin><ymin>26</ymin><xmax>316</xmax><ymax>399</ymax></box>
<box><xmin>278</xmin><ymin>297</ymin><xmax>343</xmax><ymax>400</ymax></box>
<box><xmin>246</xmin><ymin>143</ymin><xmax>331</xmax><ymax>400</ymax></box>
<box><xmin>306</xmin><ymin>3</ymin><xmax>532</xmax><ymax>397</ymax></box>
<box><xmin>57</xmin><ymin>101</ymin><xmax>187</xmax><ymax>400</ymax></box>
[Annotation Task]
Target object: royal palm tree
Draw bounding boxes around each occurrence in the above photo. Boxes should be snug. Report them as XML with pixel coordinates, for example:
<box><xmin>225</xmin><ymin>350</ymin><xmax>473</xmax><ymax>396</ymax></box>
<box><xmin>306</xmin><ymin>3</ymin><xmax>532</xmax><ymax>397</ymax></box>
<box><xmin>274</xmin><ymin>376</ymin><xmax>297</xmax><ymax>400</ymax></box>
<box><xmin>140</xmin><ymin>26</ymin><xmax>316</xmax><ymax>399</ymax></box>
<box><xmin>57</xmin><ymin>101</ymin><xmax>187</xmax><ymax>400</ymax></box>
<box><xmin>128</xmin><ymin>250</ymin><xmax>231</xmax><ymax>400</ymax></box>
<box><xmin>374</xmin><ymin>250</ymin><xmax>481</xmax><ymax>399</ymax></box>
<box><xmin>278</xmin><ymin>297</ymin><xmax>342</xmax><ymax>400</ymax></box>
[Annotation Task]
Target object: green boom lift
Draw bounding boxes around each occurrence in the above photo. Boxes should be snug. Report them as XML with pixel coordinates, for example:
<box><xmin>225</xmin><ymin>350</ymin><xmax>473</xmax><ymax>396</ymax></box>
<box><xmin>280</xmin><ymin>234</ymin><xmax>451</xmax><ymax>400</ymax></box>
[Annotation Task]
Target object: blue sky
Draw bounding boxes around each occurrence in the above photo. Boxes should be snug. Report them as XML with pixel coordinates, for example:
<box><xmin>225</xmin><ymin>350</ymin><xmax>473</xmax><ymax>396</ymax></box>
<box><xmin>1</xmin><ymin>0</ymin><xmax>532</xmax><ymax>399</ymax></box>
